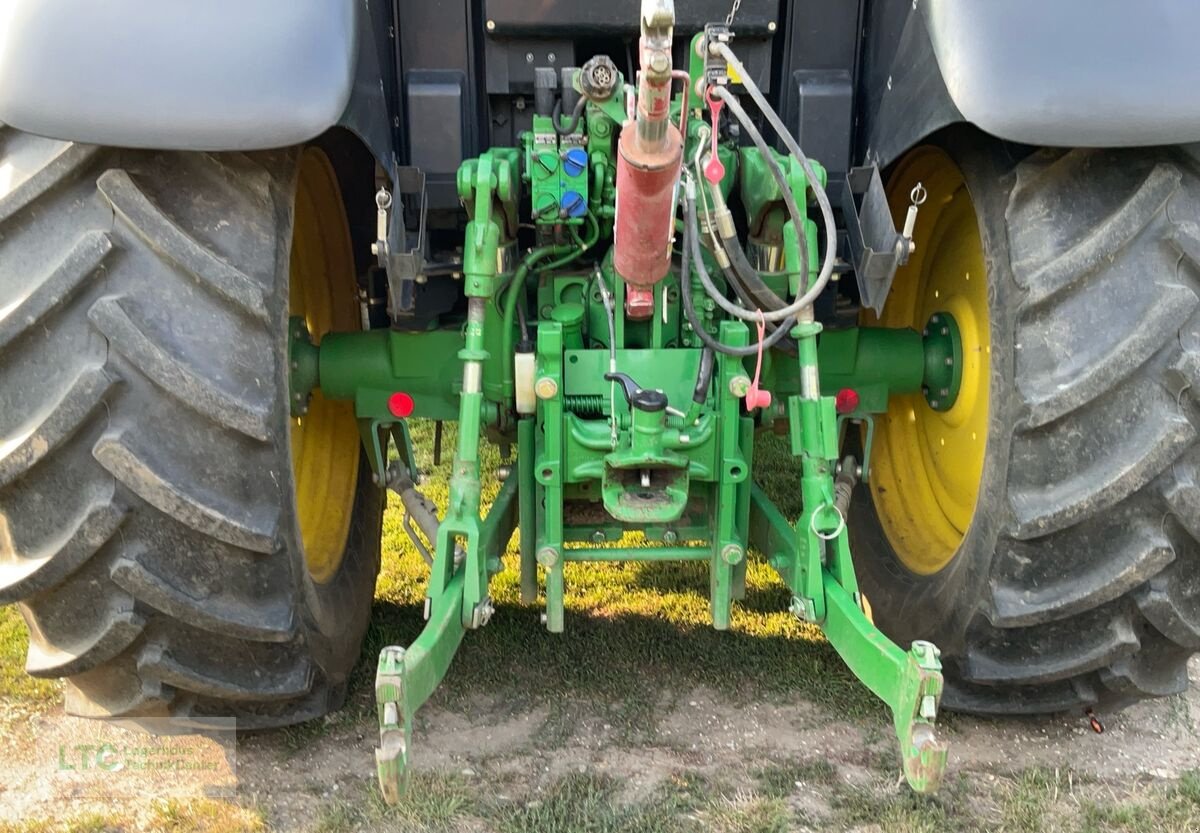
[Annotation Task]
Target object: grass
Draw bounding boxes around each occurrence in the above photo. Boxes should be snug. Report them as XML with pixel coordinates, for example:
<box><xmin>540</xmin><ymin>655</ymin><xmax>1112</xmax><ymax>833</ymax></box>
<box><xmin>0</xmin><ymin>604</ymin><xmax>58</xmax><ymax>710</ymax></box>
<box><xmin>0</xmin><ymin>799</ymin><xmax>266</xmax><ymax>833</ymax></box>
<box><xmin>310</xmin><ymin>769</ymin><xmax>804</xmax><ymax>833</ymax></box>
<box><xmin>301</xmin><ymin>765</ymin><xmax>1200</xmax><ymax>833</ymax></box>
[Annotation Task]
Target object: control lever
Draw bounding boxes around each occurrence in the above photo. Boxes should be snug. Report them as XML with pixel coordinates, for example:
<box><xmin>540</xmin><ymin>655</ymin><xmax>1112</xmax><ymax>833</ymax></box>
<box><xmin>604</xmin><ymin>372</ymin><xmax>668</xmax><ymax>413</ymax></box>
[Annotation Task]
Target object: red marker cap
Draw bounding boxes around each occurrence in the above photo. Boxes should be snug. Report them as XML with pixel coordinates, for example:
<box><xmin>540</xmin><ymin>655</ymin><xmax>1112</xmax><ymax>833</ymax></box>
<box><xmin>387</xmin><ymin>392</ymin><xmax>415</xmax><ymax>418</ymax></box>
<box><xmin>835</xmin><ymin>388</ymin><xmax>860</xmax><ymax>415</ymax></box>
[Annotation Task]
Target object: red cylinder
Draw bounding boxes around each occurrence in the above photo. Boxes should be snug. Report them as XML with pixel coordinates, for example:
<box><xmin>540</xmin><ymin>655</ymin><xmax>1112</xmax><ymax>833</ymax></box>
<box><xmin>613</xmin><ymin>123</ymin><xmax>683</xmax><ymax>318</ymax></box>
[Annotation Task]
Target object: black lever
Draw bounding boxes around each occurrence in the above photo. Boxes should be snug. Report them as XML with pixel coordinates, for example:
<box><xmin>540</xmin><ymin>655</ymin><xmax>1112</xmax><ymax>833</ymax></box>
<box><xmin>604</xmin><ymin>372</ymin><xmax>668</xmax><ymax>413</ymax></box>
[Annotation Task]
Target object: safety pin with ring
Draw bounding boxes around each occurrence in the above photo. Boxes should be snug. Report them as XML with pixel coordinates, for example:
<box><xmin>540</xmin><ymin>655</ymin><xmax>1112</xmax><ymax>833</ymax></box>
<box><xmin>810</xmin><ymin>502</ymin><xmax>846</xmax><ymax>541</ymax></box>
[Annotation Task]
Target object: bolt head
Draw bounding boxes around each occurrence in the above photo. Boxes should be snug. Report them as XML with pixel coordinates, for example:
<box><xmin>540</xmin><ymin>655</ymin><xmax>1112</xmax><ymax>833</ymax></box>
<box><xmin>535</xmin><ymin>377</ymin><xmax>559</xmax><ymax>400</ymax></box>
<box><xmin>591</xmin><ymin>530</ymin><xmax>606</xmax><ymax>544</ymax></box>
<box><xmin>721</xmin><ymin>544</ymin><xmax>743</xmax><ymax>566</ymax></box>
<box><xmin>525</xmin><ymin>52</ymin><xmax>534</xmax><ymax>63</ymax></box>
<box><xmin>536</xmin><ymin>547</ymin><xmax>559</xmax><ymax>568</ymax></box>
<box><xmin>768</xmin><ymin>21</ymin><xmax>777</xmax><ymax>32</ymax></box>
<box><xmin>944</xmin><ymin>357</ymin><xmax>954</xmax><ymax>366</ymax></box>
<box><xmin>486</xmin><ymin>19</ymin><xmax>496</xmax><ymax>30</ymax></box>
<box><xmin>648</xmin><ymin>50</ymin><xmax>670</xmax><ymax>74</ymax></box>
<box><xmin>662</xmin><ymin>530</ymin><xmax>678</xmax><ymax>545</ymax></box>
<box><xmin>729</xmin><ymin>375</ymin><xmax>752</xmax><ymax>398</ymax></box>
<box><xmin>929</xmin><ymin>400</ymin><xmax>940</xmax><ymax>409</ymax></box>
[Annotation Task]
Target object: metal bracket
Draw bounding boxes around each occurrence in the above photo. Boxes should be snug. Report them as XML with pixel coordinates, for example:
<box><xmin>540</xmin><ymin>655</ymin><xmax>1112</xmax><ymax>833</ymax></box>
<box><xmin>840</xmin><ymin>165</ymin><xmax>912</xmax><ymax>315</ymax></box>
<box><xmin>374</xmin><ymin>166</ymin><xmax>430</xmax><ymax>322</ymax></box>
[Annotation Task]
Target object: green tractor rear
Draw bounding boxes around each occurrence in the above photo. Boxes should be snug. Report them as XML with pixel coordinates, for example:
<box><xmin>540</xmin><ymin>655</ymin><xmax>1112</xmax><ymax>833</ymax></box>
<box><xmin>0</xmin><ymin>0</ymin><xmax>1196</xmax><ymax>803</ymax></box>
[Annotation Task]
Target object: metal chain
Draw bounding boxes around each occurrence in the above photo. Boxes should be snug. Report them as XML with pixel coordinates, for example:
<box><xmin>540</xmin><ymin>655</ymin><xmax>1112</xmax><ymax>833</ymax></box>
<box><xmin>726</xmin><ymin>0</ymin><xmax>742</xmax><ymax>26</ymax></box>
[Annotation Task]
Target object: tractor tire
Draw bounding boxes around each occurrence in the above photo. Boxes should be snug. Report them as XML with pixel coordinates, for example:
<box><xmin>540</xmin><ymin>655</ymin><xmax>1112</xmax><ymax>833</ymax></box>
<box><xmin>851</xmin><ymin>131</ymin><xmax>1200</xmax><ymax>714</ymax></box>
<box><xmin>0</xmin><ymin>131</ymin><xmax>382</xmax><ymax>727</ymax></box>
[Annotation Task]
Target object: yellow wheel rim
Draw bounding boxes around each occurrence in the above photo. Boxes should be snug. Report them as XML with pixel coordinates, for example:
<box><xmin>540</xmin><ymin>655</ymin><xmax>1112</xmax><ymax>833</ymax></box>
<box><xmin>289</xmin><ymin>148</ymin><xmax>360</xmax><ymax>584</ymax></box>
<box><xmin>865</xmin><ymin>147</ymin><xmax>991</xmax><ymax>575</ymax></box>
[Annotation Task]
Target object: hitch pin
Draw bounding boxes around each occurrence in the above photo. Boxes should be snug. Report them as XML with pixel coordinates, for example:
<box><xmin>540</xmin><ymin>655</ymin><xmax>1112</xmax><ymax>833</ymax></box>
<box><xmin>903</xmin><ymin>182</ymin><xmax>926</xmax><ymax>251</ymax></box>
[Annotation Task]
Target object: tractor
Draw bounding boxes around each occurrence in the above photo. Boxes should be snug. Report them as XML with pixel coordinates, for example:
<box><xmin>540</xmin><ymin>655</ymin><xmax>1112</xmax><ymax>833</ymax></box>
<box><xmin>0</xmin><ymin>0</ymin><xmax>1197</xmax><ymax>802</ymax></box>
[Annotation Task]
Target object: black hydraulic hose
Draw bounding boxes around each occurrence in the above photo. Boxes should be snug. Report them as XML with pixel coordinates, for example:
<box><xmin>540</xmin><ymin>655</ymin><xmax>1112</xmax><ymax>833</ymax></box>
<box><xmin>516</xmin><ymin>299</ymin><xmax>530</xmax><ymax>344</ymax></box>
<box><xmin>692</xmin><ymin>347</ymin><xmax>715</xmax><ymax>404</ymax></box>
<box><xmin>712</xmin><ymin>58</ymin><xmax>837</xmax><ymax>306</ymax></box>
<box><xmin>719</xmin><ymin>235</ymin><xmax>800</xmax><ymax>355</ymax></box>
<box><xmin>723</xmin><ymin>230</ymin><xmax>784</xmax><ymax>311</ymax></box>
<box><xmin>703</xmin><ymin>114</ymin><xmax>809</xmax><ymax>302</ymax></box>
<box><xmin>553</xmin><ymin>96</ymin><xmax>588</xmax><ymax>136</ymax></box>
<box><xmin>719</xmin><ymin>256</ymin><xmax>771</xmax><ymax>313</ymax></box>
<box><xmin>682</xmin><ymin>190</ymin><xmax>795</xmax><ymax>357</ymax></box>
<box><xmin>688</xmin><ymin>186</ymin><xmax>799</xmax><ymax>338</ymax></box>
<box><xmin>721</xmin><ymin>247</ymin><xmax>800</xmax><ymax>356</ymax></box>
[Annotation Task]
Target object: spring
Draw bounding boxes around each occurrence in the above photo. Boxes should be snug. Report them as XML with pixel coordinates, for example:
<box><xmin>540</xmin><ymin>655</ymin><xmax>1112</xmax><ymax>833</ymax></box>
<box><xmin>563</xmin><ymin>394</ymin><xmax>607</xmax><ymax>416</ymax></box>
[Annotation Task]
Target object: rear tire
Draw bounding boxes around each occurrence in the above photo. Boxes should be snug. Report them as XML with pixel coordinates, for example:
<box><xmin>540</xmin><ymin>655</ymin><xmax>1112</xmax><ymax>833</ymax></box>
<box><xmin>852</xmin><ymin>131</ymin><xmax>1200</xmax><ymax>714</ymax></box>
<box><xmin>0</xmin><ymin>131</ymin><xmax>382</xmax><ymax>727</ymax></box>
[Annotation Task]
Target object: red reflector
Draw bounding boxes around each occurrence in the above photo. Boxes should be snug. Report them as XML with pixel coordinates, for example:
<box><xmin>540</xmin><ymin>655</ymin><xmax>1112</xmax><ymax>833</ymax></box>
<box><xmin>388</xmin><ymin>392</ymin><xmax>415</xmax><ymax>418</ymax></box>
<box><xmin>835</xmin><ymin>388</ymin><xmax>860</xmax><ymax>414</ymax></box>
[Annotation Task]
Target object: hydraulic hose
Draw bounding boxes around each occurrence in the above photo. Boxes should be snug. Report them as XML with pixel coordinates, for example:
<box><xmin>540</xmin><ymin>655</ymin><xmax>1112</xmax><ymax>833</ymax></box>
<box><xmin>705</xmin><ymin>92</ymin><xmax>810</xmax><ymax>299</ymax></box>
<box><xmin>681</xmin><ymin>184</ymin><xmax>796</xmax><ymax>357</ymax></box>
<box><xmin>713</xmin><ymin>47</ymin><xmax>838</xmax><ymax>308</ymax></box>
<box><xmin>692</xmin><ymin>347</ymin><xmax>716</xmax><ymax>403</ymax></box>
<box><xmin>501</xmin><ymin>214</ymin><xmax>601</xmax><ymax>397</ymax></box>
<box><xmin>683</xmin><ymin>345</ymin><xmax>715</xmax><ymax>425</ymax></box>
<box><xmin>700</xmin><ymin>178</ymin><xmax>786</xmax><ymax>314</ymax></box>
<box><xmin>690</xmin><ymin>87</ymin><xmax>832</xmax><ymax>323</ymax></box>
<box><xmin>553</xmin><ymin>96</ymin><xmax>588</xmax><ymax>136</ymax></box>
<box><xmin>701</xmin><ymin>174</ymin><xmax>799</xmax><ymax>353</ymax></box>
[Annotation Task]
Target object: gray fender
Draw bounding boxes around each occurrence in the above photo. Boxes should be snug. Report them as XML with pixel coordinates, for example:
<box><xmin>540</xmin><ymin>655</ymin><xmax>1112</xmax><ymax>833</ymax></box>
<box><xmin>860</xmin><ymin>0</ymin><xmax>1200</xmax><ymax>167</ymax></box>
<box><xmin>0</xmin><ymin>0</ymin><xmax>397</xmax><ymax>172</ymax></box>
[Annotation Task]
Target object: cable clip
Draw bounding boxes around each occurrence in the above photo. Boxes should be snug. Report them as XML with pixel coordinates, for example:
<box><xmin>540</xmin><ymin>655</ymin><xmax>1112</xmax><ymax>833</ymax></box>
<box><xmin>745</xmin><ymin>310</ymin><xmax>772</xmax><ymax>411</ymax></box>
